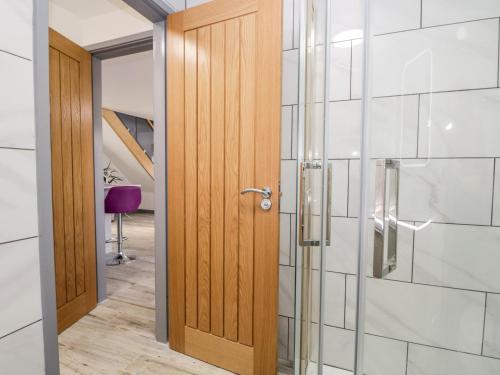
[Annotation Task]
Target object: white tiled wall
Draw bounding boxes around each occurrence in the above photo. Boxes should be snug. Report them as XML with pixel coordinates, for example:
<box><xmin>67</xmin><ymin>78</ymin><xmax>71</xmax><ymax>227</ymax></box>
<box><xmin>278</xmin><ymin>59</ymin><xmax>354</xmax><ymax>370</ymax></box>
<box><xmin>0</xmin><ymin>1</ymin><xmax>44</xmax><ymax>373</ymax></box>
<box><xmin>319</xmin><ymin>0</ymin><xmax>500</xmax><ymax>373</ymax></box>
<box><xmin>270</xmin><ymin>0</ymin><xmax>500</xmax><ymax>369</ymax></box>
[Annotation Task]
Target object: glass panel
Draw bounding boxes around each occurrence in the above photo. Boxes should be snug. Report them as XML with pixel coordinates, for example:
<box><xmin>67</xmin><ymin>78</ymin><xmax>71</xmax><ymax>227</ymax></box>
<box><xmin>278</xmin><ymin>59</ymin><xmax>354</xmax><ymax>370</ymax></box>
<box><xmin>360</xmin><ymin>2</ymin><xmax>500</xmax><ymax>375</ymax></box>
<box><xmin>297</xmin><ymin>0</ymin><xmax>327</xmax><ymax>373</ymax></box>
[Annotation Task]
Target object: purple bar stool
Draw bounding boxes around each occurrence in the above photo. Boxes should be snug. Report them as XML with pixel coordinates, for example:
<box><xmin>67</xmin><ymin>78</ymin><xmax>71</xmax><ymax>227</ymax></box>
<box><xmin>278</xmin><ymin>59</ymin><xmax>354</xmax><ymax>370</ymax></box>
<box><xmin>105</xmin><ymin>185</ymin><xmax>142</xmax><ymax>265</ymax></box>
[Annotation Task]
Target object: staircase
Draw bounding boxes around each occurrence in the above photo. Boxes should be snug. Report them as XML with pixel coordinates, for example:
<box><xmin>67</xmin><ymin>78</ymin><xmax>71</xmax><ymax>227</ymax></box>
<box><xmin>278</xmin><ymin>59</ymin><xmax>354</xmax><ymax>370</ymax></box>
<box><xmin>102</xmin><ymin>108</ymin><xmax>154</xmax><ymax>178</ymax></box>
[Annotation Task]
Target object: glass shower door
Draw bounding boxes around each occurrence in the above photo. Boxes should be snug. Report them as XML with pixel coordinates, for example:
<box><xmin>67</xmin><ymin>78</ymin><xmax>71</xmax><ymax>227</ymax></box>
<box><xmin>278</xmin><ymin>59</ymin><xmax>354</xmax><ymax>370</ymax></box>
<box><xmin>356</xmin><ymin>2</ymin><xmax>500</xmax><ymax>375</ymax></box>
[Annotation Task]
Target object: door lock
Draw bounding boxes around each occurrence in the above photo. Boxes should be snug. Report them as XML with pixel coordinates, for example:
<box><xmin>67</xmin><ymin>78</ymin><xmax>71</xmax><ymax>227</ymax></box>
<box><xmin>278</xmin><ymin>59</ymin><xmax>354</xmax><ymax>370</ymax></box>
<box><xmin>240</xmin><ymin>187</ymin><xmax>273</xmax><ymax>211</ymax></box>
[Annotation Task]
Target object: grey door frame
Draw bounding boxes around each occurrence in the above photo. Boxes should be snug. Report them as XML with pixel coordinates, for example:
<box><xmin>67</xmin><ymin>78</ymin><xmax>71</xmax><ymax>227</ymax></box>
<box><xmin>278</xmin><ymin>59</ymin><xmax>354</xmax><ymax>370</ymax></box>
<box><xmin>34</xmin><ymin>2</ymin><xmax>172</xmax><ymax>373</ymax></box>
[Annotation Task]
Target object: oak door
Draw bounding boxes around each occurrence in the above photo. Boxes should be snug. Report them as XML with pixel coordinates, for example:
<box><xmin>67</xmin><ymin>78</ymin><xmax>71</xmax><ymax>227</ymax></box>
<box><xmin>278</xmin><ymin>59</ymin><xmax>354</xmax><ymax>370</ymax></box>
<box><xmin>167</xmin><ymin>0</ymin><xmax>282</xmax><ymax>374</ymax></box>
<box><xmin>49</xmin><ymin>29</ymin><xmax>96</xmax><ymax>333</ymax></box>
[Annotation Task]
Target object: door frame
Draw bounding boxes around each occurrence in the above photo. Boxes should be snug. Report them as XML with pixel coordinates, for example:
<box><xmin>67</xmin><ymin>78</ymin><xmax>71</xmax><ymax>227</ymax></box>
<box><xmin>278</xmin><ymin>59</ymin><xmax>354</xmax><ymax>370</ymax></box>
<box><xmin>34</xmin><ymin>1</ymin><xmax>173</xmax><ymax>373</ymax></box>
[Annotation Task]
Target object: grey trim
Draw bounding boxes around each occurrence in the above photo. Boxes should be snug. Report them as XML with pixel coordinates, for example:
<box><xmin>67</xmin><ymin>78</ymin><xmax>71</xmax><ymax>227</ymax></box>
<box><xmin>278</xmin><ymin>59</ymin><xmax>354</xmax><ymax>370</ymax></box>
<box><xmin>86</xmin><ymin>31</ymin><xmax>153</xmax><ymax>60</ymax></box>
<box><xmin>93</xmin><ymin>57</ymin><xmax>107</xmax><ymax>303</ymax></box>
<box><xmin>33</xmin><ymin>0</ymin><xmax>60</xmax><ymax>373</ymax></box>
<box><xmin>122</xmin><ymin>0</ymin><xmax>175</xmax><ymax>23</ymax></box>
<box><xmin>294</xmin><ymin>0</ymin><xmax>307</xmax><ymax>373</ymax></box>
<box><xmin>353</xmin><ymin>0</ymin><xmax>373</xmax><ymax>372</ymax></box>
<box><xmin>153</xmin><ymin>20</ymin><xmax>168</xmax><ymax>343</ymax></box>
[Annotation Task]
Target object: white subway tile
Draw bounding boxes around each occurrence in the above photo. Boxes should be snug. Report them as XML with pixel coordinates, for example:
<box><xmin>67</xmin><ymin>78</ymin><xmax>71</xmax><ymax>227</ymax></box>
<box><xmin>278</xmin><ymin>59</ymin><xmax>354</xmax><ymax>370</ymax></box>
<box><xmin>372</xmin><ymin>19</ymin><xmax>499</xmax><ymax>97</ymax></box>
<box><xmin>422</xmin><ymin>0</ymin><xmax>500</xmax><ymax>28</ymax></box>
<box><xmin>419</xmin><ymin>89</ymin><xmax>500</xmax><ymax>158</ymax></box>
<box><xmin>280</xmin><ymin>160</ymin><xmax>297</xmax><ymax>213</ymax></box>
<box><xmin>323</xmin><ymin>325</ymin><xmax>407</xmax><ymax>375</ymax></box>
<box><xmin>407</xmin><ymin>343</ymin><xmax>500</xmax><ymax>375</ymax></box>
<box><xmin>325</xmin><ymin>217</ymin><xmax>414</xmax><ymax>282</ymax></box>
<box><xmin>329</xmin><ymin>101</ymin><xmax>361</xmax><ymax>159</ymax></box>
<box><xmin>329</xmin><ymin>41</ymin><xmax>352</xmax><ymax>101</ymax></box>
<box><xmin>370</xmin><ymin>95</ymin><xmax>419</xmax><ymax>158</ymax></box>
<box><xmin>279</xmin><ymin>265</ymin><xmax>295</xmax><ymax>318</ymax></box>
<box><xmin>372</xmin><ymin>0</ymin><xmax>421</xmax><ymax>35</ymax></box>
<box><xmin>484</xmin><ymin>294</ymin><xmax>500</xmax><ymax>359</ymax></box>
<box><xmin>0</xmin><ymin>238</ymin><xmax>42</xmax><ymax>338</ymax></box>
<box><xmin>283</xmin><ymin>0</ymin><xmax>294</xmax><ymax>51</ymax></box>
<box><xmin>291</xmin><ymin>105</ymin><xmax>298</xmax><ymax>159</ymax></box>
<box><xmin>493</xmin><ymin>159</ymin><xmax>500</xmax><ymax>226</ymax></box>
<box><xmin>0</xmin><ymin>53</ymin><xmax>35</xmax><ymax>149</ymax></box>
<box><xmin>325</xmin><ymin>217</ymin><xmax>359</xmax><ymax>274</ymax></box>
<box><xmin>331</xmin><ymin>160</ymin><xmax>348</xmax><ymax>217</ymax></box>
<box><xmin>350</xmin><ymin>41</ymin><xmax>363</xmax><ymax>99</ymax></box>
<box><xmin>282</xmin><ymin>49</ymin><xmax>299</xmax><ymax>105</ymax></box>
<box><xmin>323</xmin><ymin>272</ymin><xmax>345</xmax><ymax>327</ymax></box>
<box><xmin>290</xmin><ymin>213</ymin><xmax>297</xmax><ymax>266</ymax></box>
<box><xmin>346</xmin><ymin>277</ymin><xmax>485</xmax><ymax>353</ymax></box>
<box><xmin>348</xmin><ymin>159</ymin><xmax>360</xmax><ymax>217</ymax></box>
<box><xmin>288</xmin><ymin>317</ymin><xmax>295</xmax><ymax>360</ymax></box>
<box><xmin>281</xmin><ymin>106</ymin><xmax>293</xmax><ymax>159</ymax></box>
<box><xmin>0</xmin><ymin>321</ymin><xmax>44</xmax><ymax>375</ymax></box>
<box><xmin>0</xmin><ymin>149</ymin><xmax>38</xmax><ymax>243</ymax></box>
<box><xmin>399</xmin><ymin>158</ymin><xmax>494</xmax><ymax>225</ymax></box>
<box><xmin>414</xmin><ymin>223</ymin><xmax>500</xmax><ymax>292</ymax></box>
<box><xmin>0</xmin><ymin>0</ymin><xmax>32</xmax><ymax>60</ymax></box>
<box><xmin>278</xmin><ymin>316</ymin><xmax>289</xmax><ymax>360</ymax></box>
<box><xmin>292</xmin><ymin>0</ymin><xmax>300</xmax><ymax>49</ymax></box>
<box><xmin>328</xmin><ymin>96</ymin><xmax>419</xmax><ymax>160</ymax></box>
<box><xmin>280</xmin><ymin>213</ymin><xmax>291</xmax><ymax>265</ymax></box>
<box><xmin>331</xmin><ymin>0</ymin><xmax>363</xmax><ymax>43</ymax></box>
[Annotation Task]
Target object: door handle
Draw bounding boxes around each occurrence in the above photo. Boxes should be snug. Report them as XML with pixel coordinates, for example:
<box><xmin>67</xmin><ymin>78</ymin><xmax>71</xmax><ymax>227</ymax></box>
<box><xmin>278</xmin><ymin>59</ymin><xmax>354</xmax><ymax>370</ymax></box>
<box><xmin>373</xmin><ymin>159</ymin><xmax>400</xmax><ymax>279</ymax></box>
<box><xmin>240</xmin><ymin>187</ymin><xmax>272</xmax><ymax>199</ymax></box>
<box><xmin>298</xmin><ymin>161</ymin><xmax>321</xmax><ymax>247</ymax></box>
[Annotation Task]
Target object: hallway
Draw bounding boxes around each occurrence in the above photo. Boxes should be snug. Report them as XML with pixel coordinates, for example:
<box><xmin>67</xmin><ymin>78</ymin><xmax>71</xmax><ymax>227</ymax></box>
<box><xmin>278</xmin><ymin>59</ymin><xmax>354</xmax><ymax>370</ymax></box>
<box><xmin>58</xmin><ymin>213</ymin><xmax>230</xmax><ymax>375</ymax></box>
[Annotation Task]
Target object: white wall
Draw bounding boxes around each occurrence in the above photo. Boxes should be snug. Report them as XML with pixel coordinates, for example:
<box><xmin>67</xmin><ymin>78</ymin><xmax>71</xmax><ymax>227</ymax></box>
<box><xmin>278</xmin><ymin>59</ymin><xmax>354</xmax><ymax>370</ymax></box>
<box><xmin>0</xmin><ymin>0</ymin><xmax>45</xmax><ymax>373</ymax></box>
<box><xmin>102</xmin><ymin>51</ymin><xmax>154</xmax><ymax>119</ymax></box>
<box><xmin>49</xmin><ymin>0</ymin><xmax>152</xmax><ymax>47</ymax></box>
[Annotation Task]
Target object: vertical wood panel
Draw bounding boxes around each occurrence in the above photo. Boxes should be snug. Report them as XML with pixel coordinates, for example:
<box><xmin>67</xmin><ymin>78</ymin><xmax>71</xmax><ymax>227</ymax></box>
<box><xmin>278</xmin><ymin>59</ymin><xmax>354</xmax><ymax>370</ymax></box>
<box><xmin>224</xmin><ymin>18</ymin><xmax>241</xmax><ymax>342</ymax></box>
<box><xmin>185</xmin><ymin>29</ymin><xmax>198</xmax><ymax>329</ymax></box>
<box><xmin>50</xmin><ymin>28</ymin><xmax>96</xmax><ymax>334</ymax></box>
<box><xmin>238</xmin><ymin>14</ymin><xmax>256</xmax><ymax>346</ymax></box>
<box><xmin>197</xmin><ymin>26</ymin><xmax>211</xmax><ymax>333</ymax></box>
<box><xmin>253</xmin><ymin>0</ymin><xmax>282</xmax><ymax>371</ymax></box>
<box><xmin>167</xmin><ymin>13</ymin><xmax>187</xmax><ymax>351</ymax></box>
<box><xmin>49</xmin><ymin>47</ymin><xmax>66</xmax><ymax>308</ymax></box>
<box><xmin>79</xmin><ymin>50</ymin><xmax>97</xmax><ymax>312</ymax></box>
<box><xmin>210</xmin><ymin>22</ymin><xmax>225</xmax><ymax>337</ymax></box>
<box><xmin>60</xmin><ymin>53</ymin><xmax>76</xmax><ymax>302</ymax></box>
<box><xmin>69</xmin><ymin>58</ymin><xmax>85</xmax><ymax>297</ymax></box>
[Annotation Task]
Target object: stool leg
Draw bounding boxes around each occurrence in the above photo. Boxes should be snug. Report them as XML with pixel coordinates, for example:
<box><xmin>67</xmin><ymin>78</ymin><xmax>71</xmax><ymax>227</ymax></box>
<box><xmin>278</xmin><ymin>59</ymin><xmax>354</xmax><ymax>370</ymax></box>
<box><xmin>107</xmin><ymin>213</ymin><xmax>136</xmax><ymax>266</ymax></box>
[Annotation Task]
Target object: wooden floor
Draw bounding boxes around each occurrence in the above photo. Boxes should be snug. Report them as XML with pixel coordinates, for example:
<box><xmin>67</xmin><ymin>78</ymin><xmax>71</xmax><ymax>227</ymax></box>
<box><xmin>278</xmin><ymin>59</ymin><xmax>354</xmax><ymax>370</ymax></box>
<box><xmin>58</xmin><ymin>213</ymin><xmax>232</xmax><ymax>375</ymax></box>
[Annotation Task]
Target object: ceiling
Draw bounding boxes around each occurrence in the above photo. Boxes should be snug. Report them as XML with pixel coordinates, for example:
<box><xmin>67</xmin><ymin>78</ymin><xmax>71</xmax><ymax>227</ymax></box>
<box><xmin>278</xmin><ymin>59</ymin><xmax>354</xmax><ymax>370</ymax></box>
<box><xmin>50</xmin><ymin>0</ymin><xmax>130</xmax><ymax>19</ymax></box>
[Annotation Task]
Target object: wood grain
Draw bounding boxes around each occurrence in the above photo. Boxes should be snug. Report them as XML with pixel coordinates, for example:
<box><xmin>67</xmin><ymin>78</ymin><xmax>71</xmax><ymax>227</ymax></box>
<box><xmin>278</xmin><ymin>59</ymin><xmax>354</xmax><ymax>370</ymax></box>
<box><xmin>238</xmin><ymin>14</ymin><xmax>256</xmax><ymax>346</ymax></box>
<box><xmin>167</xmin><ymin>12</ymin><xmax>187</xmax><ymax>352</ymax></box>
<box><xmin>197</xmin><ymin>26</ymin><xmax>211</xmax><ymax>333</ymax></box>
<box><xmin>209</xmin><ymin>22</ymin><xmax>225</xmax><ymax>338</ymax></box>
<box><xmin>50</xmin><ymin>28</ymin><xmax>97</xmax><ymax>333</ymax></box>
<box><xmin>183</xmin><ymin>0</ymin><xmax>258</xmax><ymax>31</ymax></box>
<box><xmin>60</xmin><ymin>52</ymin><xmax>77</xmax><ymax>303</ymax></box>
<box><xmin>49</xmin><ymin>47</ymin><xmax>67</xmax><ymax>309</ymax></box>
<box><xmin>223</xmin><ymin>18</ymin><xmax>240</xmax><ymax>342</ymax></box>
<box><xmin>253</xmin><ymin>0</ymin><xmax>282</xmax><ymax>372</ymax></box>
<box><xmin>102</xmin><ymin>109</ymin><xmax>154</xmax><ymax>179</ymax></box>
<box><xmin>185</xmin><ymin>327</ymin><xmax>254</xmax><ymax>375</ymax></box>
<box><xmin>184</xmin><ymin>28</ymin><xmax>199</xmax><ymax>329</ymax></box>
<box><xmin>70</xmin><ymin>58</ymin><xmax>85</xmax><ymax>297</ymax></box>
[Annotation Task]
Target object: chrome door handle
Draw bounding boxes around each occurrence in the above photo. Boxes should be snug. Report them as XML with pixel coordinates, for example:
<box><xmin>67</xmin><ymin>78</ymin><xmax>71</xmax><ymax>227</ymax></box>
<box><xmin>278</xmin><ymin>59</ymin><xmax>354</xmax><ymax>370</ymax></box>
<box><xmin>240</xmin><ymin>187</ymin><xmax>272</xmax><ymax>199</ymax></box>
<box><xmin>373</xmin><ymin>159</ymin><xmax>400</xmax><ymax>279</ymax></box>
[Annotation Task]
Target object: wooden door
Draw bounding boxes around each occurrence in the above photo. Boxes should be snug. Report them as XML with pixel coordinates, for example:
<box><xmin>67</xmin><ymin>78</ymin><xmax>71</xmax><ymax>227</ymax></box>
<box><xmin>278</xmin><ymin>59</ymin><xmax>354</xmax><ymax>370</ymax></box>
<box><xmin>167</xmin><ymin>0</ymin><xmax>282</xmax><ymax>374</ymax></box>
<box><xmin>49</xmin><ymin>29</ymin><xmax>96</xmax><ymax>333</ymax></box>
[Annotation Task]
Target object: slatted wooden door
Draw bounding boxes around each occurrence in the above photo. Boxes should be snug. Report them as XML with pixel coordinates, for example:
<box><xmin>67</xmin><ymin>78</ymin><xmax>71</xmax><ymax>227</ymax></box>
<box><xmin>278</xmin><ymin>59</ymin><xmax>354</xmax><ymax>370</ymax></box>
<box><xmin>49</xmin><ymin>29</ymin><xmax>96</xmax><ymax>333</ymax></box>
<box><xmin>167</xmin><ymin>1</ymin><xmax>282</xmax><ymax>374</ymax></box>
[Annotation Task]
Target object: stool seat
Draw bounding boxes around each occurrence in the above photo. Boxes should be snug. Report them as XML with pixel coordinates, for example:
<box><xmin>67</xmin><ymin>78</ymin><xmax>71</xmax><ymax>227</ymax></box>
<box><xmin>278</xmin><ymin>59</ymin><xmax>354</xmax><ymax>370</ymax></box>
<box><xmin>105</xmin><ymin>185</ymin><xmax>142</xmax><ymax>265</ymax></box>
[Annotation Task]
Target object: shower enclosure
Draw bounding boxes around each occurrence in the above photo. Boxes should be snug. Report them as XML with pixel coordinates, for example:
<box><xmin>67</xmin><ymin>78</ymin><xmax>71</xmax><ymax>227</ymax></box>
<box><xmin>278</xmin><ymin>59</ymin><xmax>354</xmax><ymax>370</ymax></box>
<box><xmin>295</xmin><ymin>0</ymin><xmax>500</xmax><ymax>374</ymax></box>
